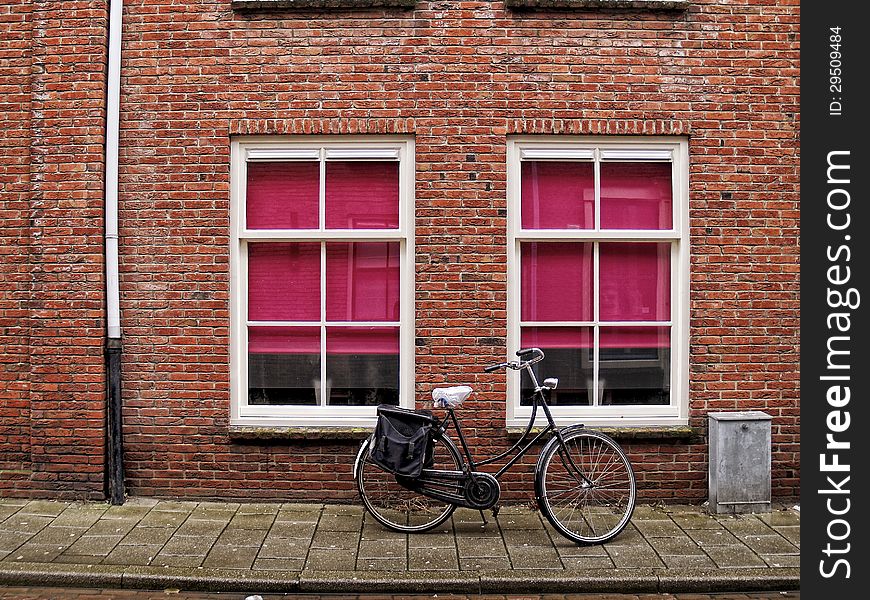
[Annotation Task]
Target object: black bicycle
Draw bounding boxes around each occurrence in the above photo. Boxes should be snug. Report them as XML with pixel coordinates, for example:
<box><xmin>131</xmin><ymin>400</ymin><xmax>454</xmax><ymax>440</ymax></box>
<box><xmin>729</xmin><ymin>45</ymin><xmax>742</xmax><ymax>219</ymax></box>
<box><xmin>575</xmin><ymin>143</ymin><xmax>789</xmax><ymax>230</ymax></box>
<box><xmin>354</xmin><ymin>348</ymin><xmax>636</xmax><ymax>545</ymax></box>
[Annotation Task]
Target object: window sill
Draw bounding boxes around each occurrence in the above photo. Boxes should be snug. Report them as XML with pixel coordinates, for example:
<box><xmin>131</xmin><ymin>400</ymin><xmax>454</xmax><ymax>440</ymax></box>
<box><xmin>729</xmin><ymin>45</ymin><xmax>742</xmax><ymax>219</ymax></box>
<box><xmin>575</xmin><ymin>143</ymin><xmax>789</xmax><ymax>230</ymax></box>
<box><xmin>230</xmin><ymin>426</ymin><xmax>372</xmax><ymax>442</ymax></box>
<box><xmin>506</xmin><ymin>0</ymin><xmax>688</xmax><ymax>10</ymax></box>
<box><xmin>506</xmin><ymin>425</ymin><xmax>699</xmax><ymax>442</ymax></box>
<box><xmin>232</xmin><ymin>0</ymin><xmax>415</xmax><ymax>10</ymax></box>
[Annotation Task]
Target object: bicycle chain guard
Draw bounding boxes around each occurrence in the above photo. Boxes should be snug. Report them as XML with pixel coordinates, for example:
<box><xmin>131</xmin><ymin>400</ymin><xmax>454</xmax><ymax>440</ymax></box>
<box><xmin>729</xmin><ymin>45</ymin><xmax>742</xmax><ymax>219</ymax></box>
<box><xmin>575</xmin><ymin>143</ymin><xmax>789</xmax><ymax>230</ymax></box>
<box><xmin>396</xmin><ymin>469</ymin><xmax>501</xmax><ymax>511</ymax></box>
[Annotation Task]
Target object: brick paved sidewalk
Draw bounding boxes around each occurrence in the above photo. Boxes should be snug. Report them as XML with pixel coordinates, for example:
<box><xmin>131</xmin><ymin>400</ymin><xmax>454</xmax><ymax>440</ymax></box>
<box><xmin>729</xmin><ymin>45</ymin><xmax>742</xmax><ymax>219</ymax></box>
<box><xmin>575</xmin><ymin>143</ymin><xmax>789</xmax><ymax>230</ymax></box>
<box><xmin>0</xmin><ymin>499</ymin><xmax>799</xmax><ymax>594</ymax></box>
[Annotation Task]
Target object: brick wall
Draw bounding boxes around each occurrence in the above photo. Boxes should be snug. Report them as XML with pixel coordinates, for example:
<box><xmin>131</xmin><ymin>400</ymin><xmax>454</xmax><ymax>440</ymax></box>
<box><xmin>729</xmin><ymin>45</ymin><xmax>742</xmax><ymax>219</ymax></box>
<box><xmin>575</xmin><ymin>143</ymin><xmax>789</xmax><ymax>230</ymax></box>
<box><xmin>4</xmin><ymin>0</ymin><xmax>800</xmax><ymax>502</ymax></box>
<box><xmin>0</xmin><ymin>0</ymin><xmax>109</xmax><ymax>498</ymax></box>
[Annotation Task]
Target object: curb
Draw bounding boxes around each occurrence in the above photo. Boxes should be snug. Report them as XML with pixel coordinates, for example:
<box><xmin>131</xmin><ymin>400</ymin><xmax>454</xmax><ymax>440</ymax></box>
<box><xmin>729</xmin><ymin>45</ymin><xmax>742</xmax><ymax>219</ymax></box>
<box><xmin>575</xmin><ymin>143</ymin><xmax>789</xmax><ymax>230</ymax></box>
<box><xmin>0</xmin><ymin>562</ymin><xmax>800</xmax><ymax>594</ymax></box>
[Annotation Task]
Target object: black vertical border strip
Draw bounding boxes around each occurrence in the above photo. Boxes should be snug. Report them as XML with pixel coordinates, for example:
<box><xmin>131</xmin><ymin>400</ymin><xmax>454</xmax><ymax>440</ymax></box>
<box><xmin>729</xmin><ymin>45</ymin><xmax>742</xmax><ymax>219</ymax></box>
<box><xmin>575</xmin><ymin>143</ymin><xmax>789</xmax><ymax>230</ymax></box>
<box><xmin>801</xmin><ymin>2</ymin><xmax>869</xmax><ymax>595</ymax></box>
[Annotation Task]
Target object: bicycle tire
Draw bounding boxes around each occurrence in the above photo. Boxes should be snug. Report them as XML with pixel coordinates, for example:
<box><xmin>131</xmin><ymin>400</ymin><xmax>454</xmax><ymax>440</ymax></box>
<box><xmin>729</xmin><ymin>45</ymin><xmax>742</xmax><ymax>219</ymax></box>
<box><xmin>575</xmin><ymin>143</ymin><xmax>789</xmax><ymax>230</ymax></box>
<box><xmin>535</xmin><ymin>427</ymin><xmax>636</xmax><ymax>545</ymax></box>
<box><xmin>356</xmin><ymin>433</ymin><xmax>462</xmax><ymax>533</ymax></box>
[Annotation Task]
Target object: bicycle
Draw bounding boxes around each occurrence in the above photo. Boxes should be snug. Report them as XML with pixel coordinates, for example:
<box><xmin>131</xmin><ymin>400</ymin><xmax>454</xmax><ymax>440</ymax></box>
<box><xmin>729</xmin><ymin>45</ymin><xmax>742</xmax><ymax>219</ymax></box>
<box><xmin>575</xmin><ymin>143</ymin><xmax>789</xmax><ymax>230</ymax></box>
<box><xmin>354</xmin><ymin>348</ymin><xmax>637</xmax><ymax>545</ymax></box>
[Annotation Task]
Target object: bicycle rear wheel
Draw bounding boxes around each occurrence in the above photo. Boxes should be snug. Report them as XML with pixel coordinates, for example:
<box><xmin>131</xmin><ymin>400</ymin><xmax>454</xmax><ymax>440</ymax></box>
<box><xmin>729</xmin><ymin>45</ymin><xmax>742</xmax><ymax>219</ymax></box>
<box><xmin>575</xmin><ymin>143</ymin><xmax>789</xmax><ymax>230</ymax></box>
<box><xmin>356</xmin><ymin>434</ymin><xmax>462</xmax><ymax>533</ymax></box>
<box><xmin>536</xmin><ymin>428</ymin><xmax>636</xmax><ymax>545</ymax></box>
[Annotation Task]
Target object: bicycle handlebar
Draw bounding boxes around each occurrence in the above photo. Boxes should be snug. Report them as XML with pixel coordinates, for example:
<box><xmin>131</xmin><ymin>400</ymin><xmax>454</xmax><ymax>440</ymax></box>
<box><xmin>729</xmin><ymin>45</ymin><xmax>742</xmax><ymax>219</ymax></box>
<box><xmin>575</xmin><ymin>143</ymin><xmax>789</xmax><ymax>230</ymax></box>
<box><xmin>484</xmin><ymin>348</ymin><xmax>545</xmax><ymax>373</ymax></box>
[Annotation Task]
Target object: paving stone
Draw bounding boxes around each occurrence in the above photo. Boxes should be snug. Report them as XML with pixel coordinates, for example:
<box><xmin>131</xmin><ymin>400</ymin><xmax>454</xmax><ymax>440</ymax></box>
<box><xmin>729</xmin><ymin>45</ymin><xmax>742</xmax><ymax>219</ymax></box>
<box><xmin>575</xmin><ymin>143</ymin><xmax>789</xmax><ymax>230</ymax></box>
<box><xmin>453</xmin><ymin>521</ymin><xmax>501</xmax><ymax>538</ymax></box>
<box><xmin>633</xmin><ymin>518</ymin><xmax>684</xmax><ymax>537</ymax></box>
<box><xmin>761</xmin><ymin>553</ymin><xmax>801</xmax><ymax>568</ymax></box>
<box><xmin>51</xmin><ymin>507</ymin><xmax>107</xmax><ymax>528</ymax></box>
<box><xmin>311</xmin><ymin>530</ymin><xmax>359</xmax><ymax>550</ymax></box>
<box><xmin>269</xmin><ymin>521</ymin><xmax>317</xmax><ymax>539</ymax></box>
<box><xmin>718</xmin><ymin>515</ymin><xmax>773</xmax><ymax>537</ymax></box>
<box><xmin>774</xmin><ymin>524</ymin><xmax>800</xmax><ymax>547</ymax></box>
<box><xmin>659</xmin><ymin>553</ymin><xmax>718</xmax><ymax>569</ymax></box>
<box><xmin>137</xmin><ymin>510</ymin><xmax>187</xmax><ymax>528</ymax></box>
<box><xmin>703</xmin><ymin>544</ymin><xmax>767</xmax><ymax>568</ymax></box>
<box><xmin>102</xmin><ymin>544</ymin><xmax>161</xmax><ymax>566</ymax></box>
<box><xmin>559</xmin><ymin>555</ymin><xmax>616</xmax><ymax>569</ymax></box>
<box><xmin>5</xmin><ymin>543</ymin><xmax>66</xmax><ymax>562</ymax></box>
<box><xmin>551</xmin><ymin>540</ymin><xmax>609</xmax><ymax>557</ymax></box>
<box><xmin>650</xmin><ymin>535</ymin><xmax>705</xmax><ymax>556</ymax></box>
<box><xmin>215</xmin><ymin>528</ymin><xmax>268</xmax><ymax>547</ymax></box>
<box><xmin>605</xmin><ymin>544</ymin><xmax>665</xmax><ymax>569</ymax></box>
<box><xmin>160</xmin><ymin>535</ymin><xmax>219</xmax><ymax>556</ymax></box>
<box><xmin>496</xmin><ymin>513</ymin><xmax>545</xmax><ymax>530</ymax></box>
<box><xmin>151</xmin><ymin>501</ymin><xmax>198</xmax><ymax>512</ymax></box>
<box><xmin>101</xmin><ymin>504</ymin><xmax>153</xmax><ymax>520</ymax></box>
<box><xmin>63</xmin><ymin>535</ymin><xmax>123</xmax><ymax>557</ymax></box>
<box><xmin>502</xmin><ymin>528</ymin><xmax>554</xmax><ymax>547</ymax></box>
<box><xmin>358</xmin><ymin>539</ymin><xmax>407</xmax><ymax>560</ymax></box>
<box><xmin>253</xmin><ymin>557</ymin><xmax>306</xmax><ymax>571</ymax></box>
<box><xmin>685</xmin><ymin>528</ymin><xmax>741</xmax><ymax>547</ymax></box>
<box><xmin>322</xmin><ymin>505</ymin><xmax>364</xmax><ymax>517</ymax></box>
<box><xmin>119</xmin><ymin>526</ymin><xmax>177</xmax><ymax>546</ymax></box>
<box><xmin>2</xmin><ymin>515</ymin><xmax>54</xmax><ymax>535</ymax></box>
<box><xmin>202</xmin><ymin>544</ymin><xmax>258</xmax><ymax>569</ymax></box>
<box><xmin>506</xmin><ymin>545</ymin><xmax>562</xmax><ymax>569</ymax></box>
<box><xmin>259</xmin><ymin>537</ymin><xmax>311</xmax><ymax>559</ymax></box>
<box><xmin>152</xmin><ymin>553</ymin><xmax>205</xmax><ymax>568</ymax></box>
<box><xmin>174</xmin><ymin>519</ymin><xmax>229</xmax><ymax>537</ymax></box>
<box><xmin>0</xmin><ymin>506</ymin><xmax>21</xmax><ymax>524</ymax></box>
<box><xmin>355</xmin><ymin>556</ymin><xmax>408</xmax><ymax>571</ymax></box>
<box><xmin>459</xmin><ymin>556</ymin><xmax>512</xmax><ymax>570</ymax></box>
<box><xmin>305</xmin><ymin>548</ymin><xmax>358</xmax><ymax>571</ymax></box>
<box><xmin>407</xmin><ymin>532</ymin><xmax>456</xmax><ymax>548</ymax></box>
<box><xmin>630</xmin><ymin>504</ymin><xmax>671</xmax><ymax>520</ymax></box>
<box><xmin>597</xmin><ymin>524</ymin><xmax>646</xmax><ymax>547</ymax></box>
<box><xmin>359</xmin><ymin>526</ymin><xmax>408</xmax><ymax>542</ymax></box>
<box><xmin>19</xmin><ymin>501</ymin><xmax>69</xmax><ymax>518</ymax></box>
<box><xmin>275</xmin><ymin>511</ymin><xmax>322</xmax><ymax>525</ymax></box>
<box><xmin>316</xmin><ymin>514</ymin><xmax>360</xmax><ymax>532</ymax></box>
<box><xmin>409</xmin><ymin>546</ymin><xmax>459</xmax><ymax>570</ymax></box>
<box><xmin>278</xmin><ymin>502</ymin><xmax>324</xmax><ymax>513</ymax></box>
<box><xmin>229</xmin><ymin>513</ymin><xmax>276</xmax><ymax>530</ymax></box>
<box><xmin>85</xmin><ymin>518</ymin><xmax>138</xmax><ymax>537</ymax></box>
<box><xmin>738</xmin><ymin>533</ymin><xmax>799</xmax><ymax>555</ymax></box>
<box><xmin>189</xmin><ymin>506</ymin><xmax>239</xmax><ymax>521</ymax></box>
<box><xmin>456</xmin><ymin>536</ymin><xmax>507</xmax><ymax>558</ymax></box>
<box><xmin>757</xmin><ymin>509</ymin><xmax>801</xmax><ymax>527</ymax></box>
<box><xmin>27</xmin><ymin>526</ymin><xmax>87</xmax><ymax>546</ymax></box>
<box><xmin>668</xmin><ymin>512</ymin><xmax>724</xmax><ymax>530</ymax></box>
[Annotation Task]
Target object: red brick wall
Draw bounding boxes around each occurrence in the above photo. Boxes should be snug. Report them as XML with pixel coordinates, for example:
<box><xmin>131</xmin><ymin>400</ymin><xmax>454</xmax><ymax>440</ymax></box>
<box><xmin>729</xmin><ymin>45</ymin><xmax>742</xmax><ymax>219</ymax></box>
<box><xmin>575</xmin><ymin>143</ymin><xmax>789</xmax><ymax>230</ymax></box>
<box><xmin>0</xmin><ymin>0</ymin><xmax>108</xmax><ymax>498</ymax></box>
<box><xmin>5</xmin><ymin>0</ymin><xmax>800</xmax><ymax>502</ymax></box>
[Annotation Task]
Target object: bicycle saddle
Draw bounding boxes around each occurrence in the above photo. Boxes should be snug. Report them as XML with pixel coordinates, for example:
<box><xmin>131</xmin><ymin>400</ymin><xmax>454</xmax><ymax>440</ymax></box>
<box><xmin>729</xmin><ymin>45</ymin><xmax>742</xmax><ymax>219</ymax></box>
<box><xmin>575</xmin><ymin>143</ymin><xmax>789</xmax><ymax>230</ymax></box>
<box><xmin>432</xmin><ymin>385</ymin><xmax>473</xmax><ymax>408</ymax></box>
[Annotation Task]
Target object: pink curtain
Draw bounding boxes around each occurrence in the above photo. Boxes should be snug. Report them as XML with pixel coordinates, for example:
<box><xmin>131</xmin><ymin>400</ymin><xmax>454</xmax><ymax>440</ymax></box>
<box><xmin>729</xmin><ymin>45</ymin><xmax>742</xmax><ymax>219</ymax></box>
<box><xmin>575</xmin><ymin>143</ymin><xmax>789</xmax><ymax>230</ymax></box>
<box><xmin>248</xmin><ymin>243</ymin><xmax>320</xmax><ymax>321</ymax></box>
<box><xmin>326</xmin><ymin>242</ymin><xmax>400</xmax><ymax>322</ymax></box>
<box><xmin>521</xmin><ymin>242</ymin><xmax>593</xmax><ymax>321</ymax></box>
<box><xmin>599</xmin><ymin>243</ymin><xmax>670</xmax><ymax>321</ymax></box>
<box><xmin>325</xmin><ymin>161</ymin><xmax>400</xmax><ymax>229</ymax></box>
<box><xmin>600</xmin><ymin>162</ymin><xmax>672</xmax><ymax>230</ymax></box>
<box><xmin>521</xmin><ymin>161</ymin><xmax>594</xmax><ymax>229</ymax></box>
<box><xmin>246</xmin><ymin>162</ymin><xmax>320</xmax><ymax>229</ymax></box>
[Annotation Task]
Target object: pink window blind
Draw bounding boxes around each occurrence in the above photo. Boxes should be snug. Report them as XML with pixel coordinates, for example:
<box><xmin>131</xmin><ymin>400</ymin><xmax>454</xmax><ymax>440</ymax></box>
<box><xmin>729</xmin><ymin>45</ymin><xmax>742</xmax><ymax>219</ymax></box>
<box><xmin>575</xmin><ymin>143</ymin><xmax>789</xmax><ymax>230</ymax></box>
<box><xmin>325</xmin><ymin>161</ymin><xmax>400</xmax><ymax>229</ymax></box>
<box><xmin>248</xmin><ymin>326</ymin><xmax>320</xmax><ymax>354</ymax></box>
<box><xmin>327</xmin><ymin>327</ymin><xmax>399</xmax><ymax>355</ymax></box>
<box><xmin>246</xmin><ymin>162</ymin><xmax>320</xmax><ymax>230</ymax></box>
<box><xmin>600</xmin><ymin>162</ymin><xmax>672</xmax><ymax>230</ymax></box>
<box><xmin>521</xmin><ymin>242</ymin><xmax>593</xmax><ymax>322</ymax></box>
<box><xmin>521</xmin><ymin>161</ymin><xmax>594</xmax><ymax>230</ymax></box>
<box><xmin>247</xmin><ymin>243</ymin><xmax>320</xmax><ymax>321</ymax></box>
<box><xmin>599</xmin><ymin>243</ymin><xmax>670</xmax><ymax>322</ymax></box>
<box><xmin>521</xmin><ymin>326</ymin><xmax>593</xmax><ymax>349</ymax></box>
<box><xmin>326</xmin><ymin>242</ymin><xmax>400</xmax><ymax>322</ymax></box>
<box><xmin>600</xmin><ymin>326</ymin><xmax>669</xmax><ymax>349</ymax></box>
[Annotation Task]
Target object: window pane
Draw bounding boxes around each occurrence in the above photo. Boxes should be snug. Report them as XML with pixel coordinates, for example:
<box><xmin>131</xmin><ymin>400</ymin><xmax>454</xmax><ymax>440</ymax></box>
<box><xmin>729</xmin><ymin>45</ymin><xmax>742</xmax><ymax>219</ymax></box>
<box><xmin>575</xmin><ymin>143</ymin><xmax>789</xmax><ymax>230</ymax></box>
<box><xmin>521</xmin><ymin>242</ymin><xmax>593</xmax><ymax>322</ymax></box>
<box><xmin>521</xmin><ymin>161</ymin><xmax>594</xmax><ymax>230</ymax></box>
<box><xmin>520</xmin><ymin>327</ymin><xmax>592</xmax><ymax>406</ymax></box>
<box><xmin>325</xmin><ymin>161</ymin><xmax>399</xmax><ymax>229</ymax></box>
<box><xmin>326</xmin><ymin>327</ymin><xmax>399</xmax><ymax>406</ymax></box>
<box><xmin>599</xmin><ymin>243</ymin><xmax>670</xmax><ymax>321</ymax></box>
<box><xmin>248</xmin><ymin>243</ymin><xmax>320</xmax><ymax>321</ymax></box>
<box><xmin>246</xmin><ymin>162</ymin><xmax>319</xmax><ymax>230</ymax></box>
<box><xmin>248</xmin><ymin>326</ymin><xmax>320</xmax><ymax>405</ymax></box>
<box><xmin>326</xmin><ymin>242</ymin><xmax>400</xmax><ymax>322</ymax></box>
<box><xmin>599</xmin><ymin>327</ymin><xmax>670</xmax><ymax>405</ymax></box>
<box><xmin>600</xmin><ymin>162</ymin><xmax>672</xmax><ymax>230</ymax></box>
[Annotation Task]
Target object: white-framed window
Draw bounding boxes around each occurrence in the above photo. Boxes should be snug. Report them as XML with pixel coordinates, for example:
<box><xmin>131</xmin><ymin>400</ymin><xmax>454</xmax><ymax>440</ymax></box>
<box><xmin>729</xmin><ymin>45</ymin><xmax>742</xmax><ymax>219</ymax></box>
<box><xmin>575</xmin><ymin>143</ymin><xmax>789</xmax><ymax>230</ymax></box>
<box><xmin>230</xmin><ymin>137</ymin><xmax>415</xmax><ymax>426</ymax></box>
<box><xmin>507</xmin><ymin>137</ymin><xmax>689</xmax><ymax>427</ymax></box>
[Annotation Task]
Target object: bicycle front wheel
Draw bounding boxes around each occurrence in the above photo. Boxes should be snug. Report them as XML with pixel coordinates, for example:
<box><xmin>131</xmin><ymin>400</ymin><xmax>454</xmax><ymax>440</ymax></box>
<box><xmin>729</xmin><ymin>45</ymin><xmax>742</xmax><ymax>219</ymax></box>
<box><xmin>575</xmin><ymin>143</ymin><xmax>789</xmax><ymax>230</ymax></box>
<box><xmin>536</xmin><ymin>428</ymin><xmax>636</xmax><ymax>545</ymax></box>
<box><xmin>355</xmin><ymin>434</ymin><xmax>462</xmax><ymax>533</ymax></box>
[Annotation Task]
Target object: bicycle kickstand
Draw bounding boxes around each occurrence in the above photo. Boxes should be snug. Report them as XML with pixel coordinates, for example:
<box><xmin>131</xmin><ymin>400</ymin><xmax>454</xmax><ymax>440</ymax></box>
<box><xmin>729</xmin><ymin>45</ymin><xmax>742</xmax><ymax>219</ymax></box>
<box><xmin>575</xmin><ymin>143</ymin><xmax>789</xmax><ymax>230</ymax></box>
<box><xmin>478</xmin><ymin>510</ymin><xmax>488</xmax><ymax>527</ymax></box>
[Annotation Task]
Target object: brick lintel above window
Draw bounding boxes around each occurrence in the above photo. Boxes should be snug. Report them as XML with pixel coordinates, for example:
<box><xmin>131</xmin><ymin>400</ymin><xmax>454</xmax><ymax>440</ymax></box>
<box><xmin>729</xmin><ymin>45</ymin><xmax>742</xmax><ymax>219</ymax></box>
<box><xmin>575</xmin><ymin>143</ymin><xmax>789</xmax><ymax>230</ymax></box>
<box><xmin>506</xmin><ymin>0</ymin><xmax>688</xmax><ymax>10</ymax></box>
<box><xmin>231</xmin><ymin>0</ymin><xmax>415</xmax><ymax>10</ymax></box>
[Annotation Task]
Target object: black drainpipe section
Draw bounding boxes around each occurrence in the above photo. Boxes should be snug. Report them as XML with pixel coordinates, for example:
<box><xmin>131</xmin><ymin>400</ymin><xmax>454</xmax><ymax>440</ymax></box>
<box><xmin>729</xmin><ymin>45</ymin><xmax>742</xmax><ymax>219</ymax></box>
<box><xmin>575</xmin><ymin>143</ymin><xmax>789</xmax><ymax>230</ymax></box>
<box><xmin>106</xmin><ymin>337</ymin><xmax>125</xmax><ymax>504</ymax></box>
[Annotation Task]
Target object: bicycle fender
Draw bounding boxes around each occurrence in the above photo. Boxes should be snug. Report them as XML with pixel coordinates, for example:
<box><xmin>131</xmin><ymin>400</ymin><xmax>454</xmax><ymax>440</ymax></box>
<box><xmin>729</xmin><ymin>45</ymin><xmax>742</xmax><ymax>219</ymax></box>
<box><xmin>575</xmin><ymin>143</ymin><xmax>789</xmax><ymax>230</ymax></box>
<box><xmin>353</xmin><ymin>434</ymin><xmax>374</xmax><ymax>480</ymax></box>
<box><xmin>533</xmin><ymin>424</ymin><xmax>586</xmax><ymax>502</ymax></box>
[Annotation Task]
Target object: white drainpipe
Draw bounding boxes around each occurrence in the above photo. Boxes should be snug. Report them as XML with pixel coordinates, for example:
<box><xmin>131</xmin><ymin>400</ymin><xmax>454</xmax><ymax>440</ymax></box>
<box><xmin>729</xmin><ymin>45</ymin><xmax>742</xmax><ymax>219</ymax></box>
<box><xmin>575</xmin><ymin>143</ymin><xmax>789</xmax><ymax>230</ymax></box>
<box><xmin>105</xmin><ymin>0</ymin><xmax>125</xmax><ymax>504</ymax></box>
<box><xmin>105</xmin><ymin>0</ymin><xmax>123</xmax><ymax>339</ymax></box>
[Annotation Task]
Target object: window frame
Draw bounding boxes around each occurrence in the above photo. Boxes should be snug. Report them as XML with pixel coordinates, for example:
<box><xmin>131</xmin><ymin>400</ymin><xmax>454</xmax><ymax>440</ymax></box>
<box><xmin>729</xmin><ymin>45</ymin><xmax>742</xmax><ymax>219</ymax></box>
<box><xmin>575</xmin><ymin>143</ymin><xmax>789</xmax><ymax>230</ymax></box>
<box><xmin>506</xmin><ymin>137</ymin><xmax>690</xmax><ymax>427</ymax></box>
<box><xmin>230</xmin><ymin>136</ymin><xmax>415</xmax><ymax>427</ymax></box>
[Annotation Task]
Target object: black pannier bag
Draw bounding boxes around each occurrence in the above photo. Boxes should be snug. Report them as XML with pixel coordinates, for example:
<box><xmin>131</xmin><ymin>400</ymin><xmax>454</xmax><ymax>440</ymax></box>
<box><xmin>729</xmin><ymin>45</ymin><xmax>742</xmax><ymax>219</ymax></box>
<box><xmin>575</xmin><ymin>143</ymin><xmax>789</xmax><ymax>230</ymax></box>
<box><xmin>369</xmin><ymin>405</ymin><xmax>438</xmax><ymax>478</ymax></box>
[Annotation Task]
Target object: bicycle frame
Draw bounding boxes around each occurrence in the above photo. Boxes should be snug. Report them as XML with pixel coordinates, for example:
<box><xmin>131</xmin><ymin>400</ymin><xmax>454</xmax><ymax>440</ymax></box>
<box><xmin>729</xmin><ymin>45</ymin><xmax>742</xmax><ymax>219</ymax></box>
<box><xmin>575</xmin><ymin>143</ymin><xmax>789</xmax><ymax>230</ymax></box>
<box><xmin>432</xmin><ymin>358</ymin><xmax>594</xmax><ymax>487</ymax></box>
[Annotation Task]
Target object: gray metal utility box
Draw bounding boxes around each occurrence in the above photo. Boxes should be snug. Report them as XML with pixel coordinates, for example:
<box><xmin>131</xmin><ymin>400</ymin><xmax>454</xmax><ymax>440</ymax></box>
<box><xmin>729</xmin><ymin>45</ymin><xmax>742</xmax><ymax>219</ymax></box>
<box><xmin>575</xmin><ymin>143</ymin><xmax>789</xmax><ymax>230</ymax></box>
<box><xmin>708</xmin><ymin>411</ymin><xmax>772</xmax><ymax>514</ymax></box>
